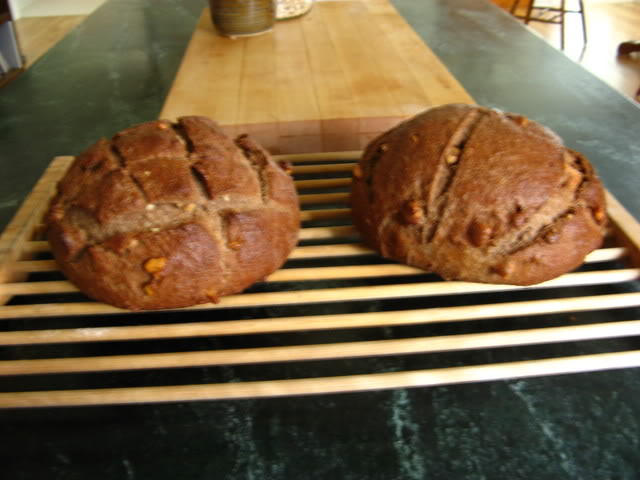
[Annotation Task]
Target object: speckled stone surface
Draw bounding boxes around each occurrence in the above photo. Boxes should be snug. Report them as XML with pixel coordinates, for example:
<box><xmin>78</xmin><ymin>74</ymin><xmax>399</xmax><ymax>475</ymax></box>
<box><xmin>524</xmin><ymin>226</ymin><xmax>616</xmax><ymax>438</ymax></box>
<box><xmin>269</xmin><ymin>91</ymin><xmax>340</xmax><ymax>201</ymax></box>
<box><xmin>2</xmin><ymin>0</ymin><xmax>640</xmax><ymax>478</ymax></box>
<box><xmin>0</xmin><ymin>0</ymin><xmax>204</xmax><ymax>230</ymax></box>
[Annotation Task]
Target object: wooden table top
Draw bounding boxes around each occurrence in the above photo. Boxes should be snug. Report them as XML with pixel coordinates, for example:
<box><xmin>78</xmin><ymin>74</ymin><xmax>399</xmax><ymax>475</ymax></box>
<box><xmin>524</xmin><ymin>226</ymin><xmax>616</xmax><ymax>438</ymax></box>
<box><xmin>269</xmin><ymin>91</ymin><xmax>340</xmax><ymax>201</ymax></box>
<box><xmin>160</xmin><ymin>0</ymin><xmax>473</xmax><ymax>153</ymax></box>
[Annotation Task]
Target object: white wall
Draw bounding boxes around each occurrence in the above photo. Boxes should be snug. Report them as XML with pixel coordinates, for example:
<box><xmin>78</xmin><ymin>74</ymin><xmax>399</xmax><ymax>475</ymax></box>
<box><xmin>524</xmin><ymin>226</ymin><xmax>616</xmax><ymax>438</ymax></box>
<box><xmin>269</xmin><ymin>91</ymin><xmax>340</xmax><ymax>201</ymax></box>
<box><xmin>8</xmin><ymin>0</ymin><xmax>107</xmax><ymax>19</ymax></box>
<box><xmin>7</xmin><ymin>0</ymin><xmax>34</xmax><ymax>20</ymax></box>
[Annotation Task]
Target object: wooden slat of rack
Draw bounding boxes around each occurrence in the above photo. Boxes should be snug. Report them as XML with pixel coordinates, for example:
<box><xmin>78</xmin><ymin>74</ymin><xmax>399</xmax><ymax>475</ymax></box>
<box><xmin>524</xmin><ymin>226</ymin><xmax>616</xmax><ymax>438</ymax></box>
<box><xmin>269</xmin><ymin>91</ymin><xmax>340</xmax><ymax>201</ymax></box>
<box><xmin>1</xmin><ymin>264</ymin><xmax>426</xmax><ymax>296</ymax></box>
<box><xmin>295</xmin><ymin>177</ymin><xmax>352</xmax><ymax>189</ymax></box>
<box><xmin>299</xmin><ymin>192</ymin><xmax>350</xmax><ymax>205</ymax></box>
<box><xmin>11</xmin><ymin>248</ymin><xmax>378</xmax><ymax>275</ymax></box>
<box><xmin>0</xmin><ymin>157</ymin><xmax>72</xmax><ymax>304</ymax></box>
<box><xmin>274</xmin><ymin>151</ymin><xmax>361</xmax><ymax>163</ymax></box>
<box><xmin>0</xmin><ymin>247</ymin><xmax>629</xmax><ymax>297</ymax></box>
<box><xmin>0</xmin><ymin>269</ymin><xmax>638</xmax><ymax>320</ymax></box>
<box><xmin>11</xmin><ymin>244</ymin><xmax>378</xmax><ymax>274</ymax></box>
<box><xmin>6</xmin><ymin>319</ymin><xmax>640</xmax><ymax>376</ymax></box>
<box><xmin>0</xmin><ymin>264</ymin><xmax>427</xmax><ymax>296</ymax></box>
<box><xmin>12</xmin><ymin>233</ymin><xmax>626</xmax><ymax>263</ymax></box>
<box><xmin>16</xmin><ymin>223</ymin><xmax>621</xmax><ymax>252</ymax></box>
<box><xmin>2</xmin><ymin>292</ymin><xmax>640</xmax><ymax>346</ymax></box>
<box><xmin>299</xmin><ymin>225</ymin><xmax>358</xmax><ymax>239</ymax></box>
<box><xmin>2</xmin><ymin>351</ymin><xmax>640</xmax><ymax>408</ymax></box>
<box><xmin>2</xmin><ymin>151</ymin><xmax>640</xmax><ymax>410</ymax></box>
<box><xmin>300</xmin><ymin>208</ymin><xmax>352</xmax><ymax>222</ymax></box>
<box><xmin>0</xmin><ymin>0</ymin><xmax>638</xmax><ymax>407</ymax></box>
<box><xmin>6</xmin><ymin>246</ymin><xmax>628</xmax><ymax>276</ymax></box>
<box><xmin>606</xmin><ymin>191</ymin><xmax>640</xmax><ymax>267</ymax></box>
<box><xmin>292</xmin><ymin>163</ymin><xmax>355</xmax><ymax>174</ymax></box>
<box><xmin>0</xmin><ymin>157</ymin><xmax>71</xmax><ymax>253</ymax></box>
<box><xmin>18</xmin><ymin>225</ymin><xmax>359</xmax><ymax>257</ymax></box>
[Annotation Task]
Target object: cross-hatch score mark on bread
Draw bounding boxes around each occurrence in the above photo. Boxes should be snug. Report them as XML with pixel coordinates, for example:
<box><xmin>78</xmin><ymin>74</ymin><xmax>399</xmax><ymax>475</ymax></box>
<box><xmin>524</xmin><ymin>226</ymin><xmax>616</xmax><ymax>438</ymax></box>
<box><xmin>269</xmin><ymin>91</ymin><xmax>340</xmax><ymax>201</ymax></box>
<box><xmin>46</xmin><ymin>116</ymin><xmax>300</xmax><ymax>310</ymax></box>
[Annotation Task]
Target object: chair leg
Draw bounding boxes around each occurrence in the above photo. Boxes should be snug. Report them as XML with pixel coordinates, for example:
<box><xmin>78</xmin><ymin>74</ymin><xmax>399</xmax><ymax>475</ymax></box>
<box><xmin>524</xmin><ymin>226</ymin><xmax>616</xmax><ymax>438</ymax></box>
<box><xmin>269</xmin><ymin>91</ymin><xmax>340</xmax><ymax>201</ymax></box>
<box><xmin>524</xmin><ymin>0</ymin><xmax>535</xmax><ymax>24</ymax></box>
<box><xmin>618</xmin><ymin>41</ymin><xmax>640</xmax><ymax>56</ymax></box>
<box><xmin>510</xmin><ymin>0</ymin><xmax>521</xmax><ymax>15</ymax></box>
<box><xmin>578</xmin><ymin>0</ymin><xmax>587</xmax><ymax>45</ymax></box>
<box><xmin>559</xmin><ymin>0</ymin><xmax>566</xmax><ymax>50</ymax></box>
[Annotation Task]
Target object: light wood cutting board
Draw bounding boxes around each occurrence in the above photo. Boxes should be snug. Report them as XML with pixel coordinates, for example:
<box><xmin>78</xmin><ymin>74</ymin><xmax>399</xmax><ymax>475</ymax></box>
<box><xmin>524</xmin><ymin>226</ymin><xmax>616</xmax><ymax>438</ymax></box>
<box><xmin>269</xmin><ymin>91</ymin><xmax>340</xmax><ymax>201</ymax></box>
<box><xmin>160</xmin><ymin>0</ymin><xmax>473</xmax><ymax>153</ymax></box>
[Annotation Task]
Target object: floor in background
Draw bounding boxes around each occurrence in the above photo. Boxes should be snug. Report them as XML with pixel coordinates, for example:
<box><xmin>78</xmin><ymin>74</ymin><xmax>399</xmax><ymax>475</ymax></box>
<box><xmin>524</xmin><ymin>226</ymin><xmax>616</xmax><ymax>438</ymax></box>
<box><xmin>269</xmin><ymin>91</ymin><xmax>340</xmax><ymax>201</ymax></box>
<box><xmin>19</xmin><ymin>0</ymin><xmax>106</xmax><ymax>17</ymax></box>
<box><xmin>15</xmin><ymin>15</ymin><xmax>85</xmax><ymax>67</ymax></box>
<box><xmin>497</xmin><ymin>0</ymin><xmax>640</xmax><ymax>101</ymax></box>
<box><xmin>12</xmin><ymin>0</ymin><xmax>107</xmax><ymax>67</ymax></box>
<box><xmin>9</xmin><ymin>0</ymin><xmax>640</xmax><ymax>103</ymax></box>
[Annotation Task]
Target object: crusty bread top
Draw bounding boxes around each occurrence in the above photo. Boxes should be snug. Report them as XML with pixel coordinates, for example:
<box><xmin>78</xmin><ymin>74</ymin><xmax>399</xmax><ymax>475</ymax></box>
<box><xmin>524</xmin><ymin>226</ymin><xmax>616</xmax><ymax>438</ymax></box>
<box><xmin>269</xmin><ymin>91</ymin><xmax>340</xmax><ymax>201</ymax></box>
<box><xmin>46</xmin><ymin>116</ymin><xmax>300</xmax><ymax>310</ymax></box>
<box><xmin>48</xmin><ymin>117</ymin><xmax>296</xmax><ymax>253</ymax></box>
<box><xmin>350</xmin><ymin>104</ymin><xmax>607</xmax><ymax>285</ymax></box>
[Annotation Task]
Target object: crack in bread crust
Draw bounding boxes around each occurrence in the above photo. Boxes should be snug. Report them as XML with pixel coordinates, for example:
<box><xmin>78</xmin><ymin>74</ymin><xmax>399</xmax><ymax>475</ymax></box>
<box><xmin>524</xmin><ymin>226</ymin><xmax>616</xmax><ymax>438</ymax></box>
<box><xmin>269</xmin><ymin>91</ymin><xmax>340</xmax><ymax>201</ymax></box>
<box><xmin>171</xmin><ymin>122</ymin><xmax>196</xmax><ymax>154</ymax></box>
<box><xmin>235</xmin><ymin>135</ymin><xmax>270</xmax><ymax>204</ymax></box>
<box><xmin>425</xmin><ymin>107</ymin><xmax>487</xmax><ymax>243</ymax></box>
<box><xmin>109</xmin><ymin>143</ymin><xmax>127</xmax><ymax>169</ymax></box>
<box><xmin>499</xmin><ymin>153</ymin><xmax>583</xmax><ymax>255</ymax></box>
<box><xmin>505</xmin><ymin>151</ymin><xmax>599</xmax><ymax>255</ymax></box>
<box><xmin>107</xmin><ymin>144</ymin><xmax>152</xmax><ymax>206</ymax></box>
<box><xmin>350</xmin><ymin>104</ymin><xmax>607</xmax><ymax>286</ymax></box>
<box><xmin>218</xmin><ymin>210</ymin><xmax>232</xmax><ymax>251</ymax></box>
<box><xmin>189</xmin><ymin>166</ymin><xmax>211</xmax><ymax>200</ymax></box>
<box><xmin>126</xmin><ymin>171</ymin><xmax>151</xmax><ymax>204</ymax></box>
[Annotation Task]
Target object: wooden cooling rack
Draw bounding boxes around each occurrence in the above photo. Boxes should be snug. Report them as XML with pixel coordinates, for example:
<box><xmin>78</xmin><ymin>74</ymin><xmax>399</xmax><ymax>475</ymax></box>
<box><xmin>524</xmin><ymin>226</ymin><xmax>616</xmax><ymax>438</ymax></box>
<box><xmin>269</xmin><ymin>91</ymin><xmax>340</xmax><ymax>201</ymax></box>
<box><xmin>1</xmin><ymin>151</ymin><xmax>640</xmax><ymax>408</ymax></box>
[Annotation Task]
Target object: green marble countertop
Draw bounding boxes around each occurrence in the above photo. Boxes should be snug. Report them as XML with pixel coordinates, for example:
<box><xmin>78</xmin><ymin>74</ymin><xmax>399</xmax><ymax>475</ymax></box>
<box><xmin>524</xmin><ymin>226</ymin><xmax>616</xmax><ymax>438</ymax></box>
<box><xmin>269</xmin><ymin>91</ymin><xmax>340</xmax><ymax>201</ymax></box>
<box><xmin>1</xmin><ymin>0</ymin><xmax>640</xmax><ymax>478</ymax></box>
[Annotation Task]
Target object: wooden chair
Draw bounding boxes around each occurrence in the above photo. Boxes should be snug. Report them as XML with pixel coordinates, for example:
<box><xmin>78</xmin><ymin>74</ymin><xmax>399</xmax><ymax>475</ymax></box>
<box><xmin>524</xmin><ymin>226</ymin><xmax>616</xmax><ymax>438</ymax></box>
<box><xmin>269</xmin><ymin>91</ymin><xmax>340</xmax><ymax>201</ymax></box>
<box><xmin>510</xmin><ymin>0</ymin><xmax>587</xmax><ymax>50</ymax></box>
<box><xmin>618</xmin><ymin>41</ymin><xmax>640</xmax><ymax>57</ymax></box>
<box><xmin>617</xmin><ymin>41</ymin><xmax>640</xmax><ymax>101</ymax></box>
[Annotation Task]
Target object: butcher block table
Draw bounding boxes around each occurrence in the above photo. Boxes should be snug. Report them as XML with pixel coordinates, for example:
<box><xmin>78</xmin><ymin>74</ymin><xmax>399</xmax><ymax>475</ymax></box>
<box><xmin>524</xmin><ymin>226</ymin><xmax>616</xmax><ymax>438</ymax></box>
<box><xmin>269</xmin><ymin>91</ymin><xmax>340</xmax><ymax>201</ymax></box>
<box><xmin>2</xmin><ymin>0</ymin><xmax>640</xmax><ymax>478</ymax></box>
<box><xmin>160</xmin><ymin>1</ymin><xmax>473</xmax><ymax>152</ymax></box>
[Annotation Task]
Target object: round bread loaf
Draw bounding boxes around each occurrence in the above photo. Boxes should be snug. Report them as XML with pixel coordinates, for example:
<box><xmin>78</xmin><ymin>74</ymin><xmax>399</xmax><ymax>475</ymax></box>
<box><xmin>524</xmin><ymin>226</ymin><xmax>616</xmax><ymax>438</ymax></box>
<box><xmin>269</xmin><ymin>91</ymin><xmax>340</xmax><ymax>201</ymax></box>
<box><xmin>46</xmin><ymin>116</ymin><xmax>300</xmax><ymax>310</ymax></box>
<box><xmin>350</xmin><ymin>104</ymin><xmax>607</xmax><ymax>285</ymax></box>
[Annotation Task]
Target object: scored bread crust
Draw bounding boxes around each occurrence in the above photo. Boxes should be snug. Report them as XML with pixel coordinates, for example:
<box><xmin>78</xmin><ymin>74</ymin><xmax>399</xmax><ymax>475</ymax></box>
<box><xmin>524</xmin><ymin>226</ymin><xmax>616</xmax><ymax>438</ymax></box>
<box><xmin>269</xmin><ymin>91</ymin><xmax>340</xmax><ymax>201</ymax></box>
<box><xmin>46</xmin><ymin>116</ymin><xmax>300</xmax><ymax>310</ymax></box>
<box><xmin>350</xmin><ymin>104</ymin><xmax>607</xmax><ymax>286</ymax></box>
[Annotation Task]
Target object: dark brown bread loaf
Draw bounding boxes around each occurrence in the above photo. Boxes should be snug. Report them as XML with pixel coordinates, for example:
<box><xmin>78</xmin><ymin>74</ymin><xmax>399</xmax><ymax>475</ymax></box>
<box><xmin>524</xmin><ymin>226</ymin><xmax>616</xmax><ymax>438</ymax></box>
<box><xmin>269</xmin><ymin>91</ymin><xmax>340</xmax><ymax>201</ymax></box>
<box><xmin>46</xmin><ymin>116</ymin><xmax>300</xmax><ymax>310</ymax></box>
<box><xmin>350</xmin><ymin>104</ymin><xmax>607</xmax><ymax>285</ymax></box>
